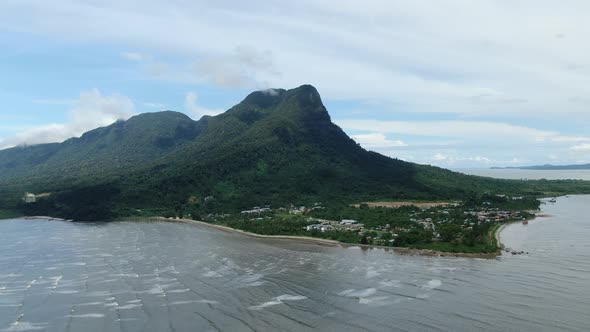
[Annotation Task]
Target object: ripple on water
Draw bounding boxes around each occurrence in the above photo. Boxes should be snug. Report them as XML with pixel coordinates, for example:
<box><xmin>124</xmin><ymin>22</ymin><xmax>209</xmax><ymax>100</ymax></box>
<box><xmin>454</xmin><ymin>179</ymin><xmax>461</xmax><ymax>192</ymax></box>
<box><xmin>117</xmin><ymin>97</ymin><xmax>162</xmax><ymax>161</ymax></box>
<box><xmin>1</xmin><ymin>322</ymin><xmax>48</xmax><ymax>331</ymax></box>
<box><xmin>2</xmin><ymin>197</ymin><xmax>590</xmax><ymax>332</ymax></box>
<box><xmin>249</xmin><ymin>294</ymin><xmax>307</xmax><ymax>310</ymax></box>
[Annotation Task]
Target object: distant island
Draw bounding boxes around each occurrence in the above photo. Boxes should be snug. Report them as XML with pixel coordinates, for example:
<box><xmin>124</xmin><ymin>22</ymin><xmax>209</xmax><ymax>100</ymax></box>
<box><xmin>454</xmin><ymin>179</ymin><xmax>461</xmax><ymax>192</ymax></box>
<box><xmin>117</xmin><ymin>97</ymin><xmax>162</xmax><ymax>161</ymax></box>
<box><xmin>491</xmin><ymin>164</ymin><xmax>590</xmax><ymax>170</ymax></box>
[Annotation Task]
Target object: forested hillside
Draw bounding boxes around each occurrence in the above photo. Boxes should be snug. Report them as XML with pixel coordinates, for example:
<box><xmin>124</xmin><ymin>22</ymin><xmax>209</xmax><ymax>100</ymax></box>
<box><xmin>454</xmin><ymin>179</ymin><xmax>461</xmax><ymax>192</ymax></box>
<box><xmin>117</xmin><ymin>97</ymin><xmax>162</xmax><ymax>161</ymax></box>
<box><xmin>1</xmin><ymin>85</ymin><xmax>589</xmax><ymax>220</ymax></box>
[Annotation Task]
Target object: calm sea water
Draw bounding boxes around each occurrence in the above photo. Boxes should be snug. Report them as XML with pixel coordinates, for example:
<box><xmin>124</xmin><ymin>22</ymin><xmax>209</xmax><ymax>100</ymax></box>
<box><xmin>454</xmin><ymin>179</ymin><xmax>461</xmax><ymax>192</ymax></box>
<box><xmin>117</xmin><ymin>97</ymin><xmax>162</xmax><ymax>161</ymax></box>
<box><xmin>1</xmin><ymin>172</ymin><xmax>589</xmax><ymax>331</ymax></box>
<box><xmin>457</xmin><ymin>168</ymin><xmax>590</xmax><ymax>180</ymax></box>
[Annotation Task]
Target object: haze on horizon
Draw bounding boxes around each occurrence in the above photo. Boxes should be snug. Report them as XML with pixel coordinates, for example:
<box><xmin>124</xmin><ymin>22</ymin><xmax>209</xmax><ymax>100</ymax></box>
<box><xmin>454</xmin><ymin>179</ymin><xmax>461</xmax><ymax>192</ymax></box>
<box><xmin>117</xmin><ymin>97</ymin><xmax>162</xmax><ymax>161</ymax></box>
<box><xmin>1</xmin><ymin>1</ymin><xmax>589</xmax><ymax>168</ymax></box>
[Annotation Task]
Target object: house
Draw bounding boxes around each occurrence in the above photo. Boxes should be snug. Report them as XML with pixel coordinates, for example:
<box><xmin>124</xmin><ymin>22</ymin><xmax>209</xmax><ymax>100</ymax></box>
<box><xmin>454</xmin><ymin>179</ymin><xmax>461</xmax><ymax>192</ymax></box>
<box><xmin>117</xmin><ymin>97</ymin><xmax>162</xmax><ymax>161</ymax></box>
<box><xmin>241</xmin><ymin>207</ymin><xmax>271</xmax><ymax>215</ymax></box>
<box><xmin>305</xmin><ymin>224</ymin><xmax>333</xmax><ymax>232</ymax></box>
<box><xmin>289</xmin><ymin>206</ymin><xmax>306</xmax><ymax>214</ymax></box>
<box><xmin>23</xmin><ymin>193</ymin><xmax>36</xmax><ymax>203</ymax></box>
<box><xmin>339</xmin><ymin>219</ymin><xmax>358</xmax><ymax>225</ymax></box>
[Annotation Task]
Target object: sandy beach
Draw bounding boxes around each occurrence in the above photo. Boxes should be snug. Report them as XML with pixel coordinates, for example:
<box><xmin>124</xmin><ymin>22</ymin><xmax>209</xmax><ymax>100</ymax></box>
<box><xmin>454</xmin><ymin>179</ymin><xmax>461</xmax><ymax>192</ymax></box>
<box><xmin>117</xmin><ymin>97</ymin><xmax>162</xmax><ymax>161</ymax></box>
<box><xmin>152</xmin><ymin>217</ymin><xmax>344</xmax><ymax>246</ymax></box>
<box><xmin>23</xmin><ymin>216</ymin><xmax>69</xmax><ymax>221</ymax></box>
<box><xmin>6</xmin><ymin>215</ymin><xmax>524</xmax><ymax>259</ymax></box>
<box><xmin>152</xmin><ymin>217</ymin><xmax>501</xmax><ymax>259</ymax></box>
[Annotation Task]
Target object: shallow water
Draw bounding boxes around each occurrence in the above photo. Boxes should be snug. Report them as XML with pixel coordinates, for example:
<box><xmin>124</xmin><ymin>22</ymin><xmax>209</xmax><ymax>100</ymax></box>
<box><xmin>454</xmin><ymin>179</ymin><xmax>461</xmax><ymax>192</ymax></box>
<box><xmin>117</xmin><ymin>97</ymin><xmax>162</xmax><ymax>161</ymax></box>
<box><xmin>457</xmin><ymin>168</ymin><xmax>590</xmax><ymax>180</ymax></box>
<box><xmin>1</xmin><ymin>196</ymin><xmax>589</xmax><ymax>331</ymax></box>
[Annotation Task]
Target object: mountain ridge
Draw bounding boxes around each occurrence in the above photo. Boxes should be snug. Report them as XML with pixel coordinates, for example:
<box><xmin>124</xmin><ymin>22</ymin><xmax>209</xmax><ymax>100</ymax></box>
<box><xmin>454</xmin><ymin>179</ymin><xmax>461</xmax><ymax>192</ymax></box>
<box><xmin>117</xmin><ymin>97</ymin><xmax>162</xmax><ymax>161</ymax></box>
<box><xmin>1</xmin><ymin>85</ymin><xmax>589</xmax><ymax>220</ymax></box>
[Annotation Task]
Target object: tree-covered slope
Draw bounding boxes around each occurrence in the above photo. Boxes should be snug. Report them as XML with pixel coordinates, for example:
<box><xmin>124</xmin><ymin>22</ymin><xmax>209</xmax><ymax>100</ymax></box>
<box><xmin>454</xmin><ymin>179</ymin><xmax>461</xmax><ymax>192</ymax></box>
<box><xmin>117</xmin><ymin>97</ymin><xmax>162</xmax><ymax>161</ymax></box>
<box><xmin>120</xmin><ymin>85</ymin><xmax>422</xmax><ymax>211</ymax></box>
<box><xmin>2</xmin><ymin>85</ymin><xmax>589</xmax><ymax>220</ymax></box>
<box><xmin>0</xmin><ymin>111</ymin><xmax>203</xmax><ymax>187</ymax></box>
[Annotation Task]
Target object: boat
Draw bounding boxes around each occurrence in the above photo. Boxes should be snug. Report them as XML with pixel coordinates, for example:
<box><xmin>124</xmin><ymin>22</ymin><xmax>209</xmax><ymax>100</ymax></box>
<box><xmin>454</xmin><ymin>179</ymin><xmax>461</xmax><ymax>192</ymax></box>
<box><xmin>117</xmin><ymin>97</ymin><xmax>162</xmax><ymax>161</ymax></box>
<box><xmin>548</xmin><ymin>198</ymin><xmax>557</xmax><ymax>203</ymax></box>
<box><xmin>522</xmin><ymin>220</ymin><xmax>528</xmax><ymax>225</ymax></box>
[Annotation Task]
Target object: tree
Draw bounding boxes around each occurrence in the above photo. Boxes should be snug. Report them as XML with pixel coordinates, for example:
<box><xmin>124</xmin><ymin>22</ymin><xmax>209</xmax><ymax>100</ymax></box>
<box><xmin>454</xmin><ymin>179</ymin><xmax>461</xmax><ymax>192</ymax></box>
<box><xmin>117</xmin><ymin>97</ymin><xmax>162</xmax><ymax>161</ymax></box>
<box><xmin>438</xmin><ymin>224</ymin><xmax>462</xmax><ymax>242</ymax></box>
<box><xmin>360</xmin><ymin>235</ymin><xmax>369</xmax><ymax>245</ymax></box>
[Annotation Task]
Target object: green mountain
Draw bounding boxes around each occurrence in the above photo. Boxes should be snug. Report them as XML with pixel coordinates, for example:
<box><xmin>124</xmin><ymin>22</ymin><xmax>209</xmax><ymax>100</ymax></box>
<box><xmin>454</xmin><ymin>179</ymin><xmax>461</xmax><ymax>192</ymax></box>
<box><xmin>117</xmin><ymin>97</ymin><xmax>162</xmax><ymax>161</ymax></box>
<box><xmin>0</xmin><ymin>111</ymin><xmax>202</xmax><ymax>185</ymax></box>
<box><xmin>1</xmin><ymin>85</ymin><xmax>589</xmax><ymax>220</ymax></box>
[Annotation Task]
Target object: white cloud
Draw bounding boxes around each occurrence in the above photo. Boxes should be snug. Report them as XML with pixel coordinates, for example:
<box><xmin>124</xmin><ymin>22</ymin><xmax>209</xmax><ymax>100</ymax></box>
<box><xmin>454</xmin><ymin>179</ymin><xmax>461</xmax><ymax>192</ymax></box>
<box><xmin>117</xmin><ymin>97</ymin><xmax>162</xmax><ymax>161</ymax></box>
<box><xmin>426</xmin><ymin>153</ymin><xmax>523</xmax><ymax>167</ymax></box>
<box><xmin>570</xmin><ymin>143</ymin><xmax>590</xmax><ymax>152</ymax></box>
<box><xmin>3</xmin><ymin>1</ymin><xmax>590</xmax><ymax>121</ymax></box>
<box><xmin>261</xmin><ymin>88</ymin><xmax>281</xmax><ymax>96</ymax></box>
<box><xmin>433</xmin><ymin>153</ymin><xmax>447</xmax><ymax>161</ymax></box>
<box><xmin>337</xmin><ymin>119</ymin><xmax>556</xmax><ymax>142</ymax></box>
<box><xmin>552</xmin><ymin>136</ymin><xmax>590</xmax><ymax>143</ymax></box>
<box><xmin>2</xmin><ymin>1</ymin><xmax>590</xmax><ymax>166</ymax></box>
<box><xmin>351</xmin><ymin>133</ymin><xmax>407</xmax><ymax>148</ymax></box>
<box><xmin>338</xmin><ymin>118</ymin><xmax>590</xmax><ymax>166</ymax></box>
<box><xmin>184</xmin><ymin>92</ymin><xmax>222</xmax><ymax>119</ymax></box>
<box><xmin>0</xmin><ymin>90</ymin><xmax>135</xmax><ymax>149</ymax></box>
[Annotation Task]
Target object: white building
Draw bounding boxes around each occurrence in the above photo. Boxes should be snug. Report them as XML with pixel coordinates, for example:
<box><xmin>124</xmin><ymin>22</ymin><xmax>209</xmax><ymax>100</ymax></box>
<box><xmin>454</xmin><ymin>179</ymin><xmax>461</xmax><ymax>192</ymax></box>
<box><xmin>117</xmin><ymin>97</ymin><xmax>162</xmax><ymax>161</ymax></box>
<box><xmin>305</xmin><ymin>224</ymin><xmax>334</xmax><ymax>232</ymax></box>
<box><xmin>23</xmin><ymin>193</ymin><xmax>36</xmax><ymax>203</ymax></box>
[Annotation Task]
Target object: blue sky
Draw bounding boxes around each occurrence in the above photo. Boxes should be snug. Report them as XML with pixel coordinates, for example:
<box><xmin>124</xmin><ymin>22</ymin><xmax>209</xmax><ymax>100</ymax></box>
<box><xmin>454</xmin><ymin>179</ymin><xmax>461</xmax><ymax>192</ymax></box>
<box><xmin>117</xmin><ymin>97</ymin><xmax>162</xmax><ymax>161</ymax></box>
<box><xmin>1</xmin><ymin>1</ymin><xmax>589</xmax><ymax>168</ymax></box>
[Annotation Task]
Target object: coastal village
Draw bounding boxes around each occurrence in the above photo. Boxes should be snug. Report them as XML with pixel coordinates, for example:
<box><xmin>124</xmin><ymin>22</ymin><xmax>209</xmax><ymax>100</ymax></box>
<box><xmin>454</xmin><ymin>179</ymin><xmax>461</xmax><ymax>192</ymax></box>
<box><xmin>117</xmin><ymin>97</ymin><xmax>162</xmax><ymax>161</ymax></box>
<box><xmin>21</xmin><ymin>189</ymin><xmax>537</xmax><ymax>256</ymax></box>
<box><xmin>194</xmin><ymin>194</ymin><xmax>539</xmax><ymax>253</ymax></box>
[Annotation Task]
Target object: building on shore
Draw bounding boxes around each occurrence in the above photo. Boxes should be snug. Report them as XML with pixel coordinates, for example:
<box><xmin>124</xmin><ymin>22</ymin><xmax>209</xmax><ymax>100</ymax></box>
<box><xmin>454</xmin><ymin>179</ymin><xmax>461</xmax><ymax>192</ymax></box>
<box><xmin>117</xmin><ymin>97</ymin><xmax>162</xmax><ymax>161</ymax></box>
<box><xmin>23</xmin><ymin>193</ymin><xmax>36</xmax><ymax>203</ymax></box>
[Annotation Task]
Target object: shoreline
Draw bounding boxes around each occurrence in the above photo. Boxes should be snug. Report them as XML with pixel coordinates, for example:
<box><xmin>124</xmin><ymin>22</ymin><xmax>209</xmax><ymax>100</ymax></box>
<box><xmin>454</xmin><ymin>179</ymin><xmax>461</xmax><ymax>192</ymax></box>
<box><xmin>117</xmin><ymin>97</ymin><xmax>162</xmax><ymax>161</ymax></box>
<box><xmin>23</xmin><ymin>216</ymin><xmax>70</xmax><ymax>221</ymax></box>
<box><xmin>494</xmin><ymin>223</ymin><xmax>507</xmax><ymax>250</ymax></box>
<box><xmin>493</xmin><ymin>211</ymin><xmax>548</xmax><ymax>253</ymax></box>
<box><xmin>0</xmin><ymin>215</ymin><xmax>69</xmax><ymax>222</ymax></box>
<box><xmin>4</xmin><ymin>214</ymin><xmax>539</xmax><ymax>259</ymax></box>
<box><xmin>149</xmin><ymin>217</ymin><xmax>501</xmax><ymax>259</ymax></box>
<box><xmin>149</xmin><ymin>217</ymin><xmax>344</xmax><ymax>246</ymax></box>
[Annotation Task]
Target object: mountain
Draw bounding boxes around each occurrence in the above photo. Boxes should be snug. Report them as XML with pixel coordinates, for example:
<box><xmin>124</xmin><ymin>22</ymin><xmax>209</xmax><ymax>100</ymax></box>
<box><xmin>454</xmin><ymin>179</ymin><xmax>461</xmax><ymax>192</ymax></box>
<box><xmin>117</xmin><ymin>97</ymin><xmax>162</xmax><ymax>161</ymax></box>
<box><xmin>0</xmin><ymin>111</ymin><xmax>205</xmax><ymax>188</ymax></box>
<box><xmin>1</xmin><ymin>85</ymin><xmax>589</xmax><ymax>220</ymax></box>
<box><xmin>492</xmin><ymin>164</ymin><xmax>590</xmax><ymax>170</ymax></box>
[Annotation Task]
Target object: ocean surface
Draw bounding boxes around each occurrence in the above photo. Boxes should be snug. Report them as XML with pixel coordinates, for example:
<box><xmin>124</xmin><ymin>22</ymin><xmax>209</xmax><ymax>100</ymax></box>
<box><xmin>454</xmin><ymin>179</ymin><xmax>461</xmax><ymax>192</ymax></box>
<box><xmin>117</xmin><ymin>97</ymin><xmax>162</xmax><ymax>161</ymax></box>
<box><xmin>457</xmin><ymin>168</ymin><xmax>590</xmax><ymax>180</ymax></box>
<box><xmin>1</xmin><ymin>172</ymin><xmax>589</xmax><ymax>331</ymax></box>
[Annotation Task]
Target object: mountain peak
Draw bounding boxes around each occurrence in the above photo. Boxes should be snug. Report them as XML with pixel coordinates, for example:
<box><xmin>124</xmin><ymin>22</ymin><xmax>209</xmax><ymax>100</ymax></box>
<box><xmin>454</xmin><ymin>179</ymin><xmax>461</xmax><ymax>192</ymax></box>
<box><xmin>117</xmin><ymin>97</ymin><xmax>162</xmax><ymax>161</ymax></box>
<box><xmin>242</xmin><ymin>88</ymin><xmax>287</xmax><ymax>108</ymax></box>
<box><xmin>285</xmin><ymin>84</ymin><xmax>323</xmax><ymax>110</ymax></box>
<box><xmin>288</xmin><ymin>84</ymin><xmax>320</xmax><ymax>96</ymax></box>
<box><xmin>240</xmin><ymin>84</ymin><xmax>322</xmax><ymax>108</ymax></box>
<box><xmin>127</xmin><ymin>110</ymin><xmax>192</xmax><ymax>122</ymax></box>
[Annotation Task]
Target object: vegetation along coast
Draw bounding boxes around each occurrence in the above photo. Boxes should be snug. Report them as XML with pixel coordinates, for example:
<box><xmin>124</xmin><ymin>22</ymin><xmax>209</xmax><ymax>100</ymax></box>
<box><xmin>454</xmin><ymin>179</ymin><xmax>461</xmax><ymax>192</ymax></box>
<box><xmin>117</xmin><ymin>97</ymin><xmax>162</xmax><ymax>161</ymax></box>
<box><xmin>2</xmin><ymin>86</ymin><xmax>589</xmax><ymax>257</ymax></box>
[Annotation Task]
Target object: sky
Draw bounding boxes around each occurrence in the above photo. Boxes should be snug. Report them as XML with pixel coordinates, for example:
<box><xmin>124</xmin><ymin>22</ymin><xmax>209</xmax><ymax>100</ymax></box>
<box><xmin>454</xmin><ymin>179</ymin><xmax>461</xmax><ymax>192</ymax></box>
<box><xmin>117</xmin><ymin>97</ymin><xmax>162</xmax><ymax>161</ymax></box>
<box><xmin>0</xmin><ymin>0</ymin><xmax>589</xmax><ymax>168</ymax></box>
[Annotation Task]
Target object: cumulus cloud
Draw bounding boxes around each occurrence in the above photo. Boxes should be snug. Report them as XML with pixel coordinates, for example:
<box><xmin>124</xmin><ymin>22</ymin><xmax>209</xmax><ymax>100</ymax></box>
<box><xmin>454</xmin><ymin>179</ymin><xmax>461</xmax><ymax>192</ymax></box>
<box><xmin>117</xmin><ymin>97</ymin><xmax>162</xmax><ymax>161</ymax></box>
<box><xmin>425</xmin><ymin>153</ymin><xmax>527</xmax><ymax>167</ymax></box>
<box><xmin>0</xmin><ymin>90</ymin><xmax>135</xmax><ymax>149</ymax></box>
<box><xmin>351</xmin><ymin>133</ymin><xmax>407</xmax><ymax>148</ymax></box>
<box><xmin>3</xmin><ymin>0</ymin><xmax>590</xmax><ymax>119</ymax></box>
<box><xmin>337</xmin><ymin>119</ymin><xmax>556</xmax><ymax>142</ymax></box>
<box><xmin>2</xmin><ymin>1</ymin><xmax>590</xmax><ymax>166</ymax></box>
<box><xmin>184</xmin><ymin>92</ymin><xmax>222</xmax><ymax>119</ymax></box>
<box><xmin>338</xmin><ymin>118</ymin><xmax>590</xmax><ymax>166</ymax></box>
<box><xmin>433</xmin><ymin>153</ymin><xmax>492</xmax><ymax>164</ymax></box>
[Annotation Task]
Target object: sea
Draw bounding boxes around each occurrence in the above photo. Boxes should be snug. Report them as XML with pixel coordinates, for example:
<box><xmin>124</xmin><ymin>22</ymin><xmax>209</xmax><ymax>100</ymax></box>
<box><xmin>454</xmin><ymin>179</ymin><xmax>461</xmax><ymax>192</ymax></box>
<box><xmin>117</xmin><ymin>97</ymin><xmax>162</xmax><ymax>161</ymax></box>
<box><xmin>1</xmin><ymin>170</ymin><xmax>589</xmax><ymax>331</ymax></box>
<box><xmin>457</xmin><ymin>168</ymin><xmax>590</xmax><ymax>181</ymax></box>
